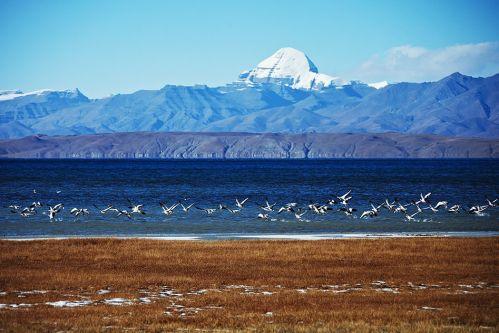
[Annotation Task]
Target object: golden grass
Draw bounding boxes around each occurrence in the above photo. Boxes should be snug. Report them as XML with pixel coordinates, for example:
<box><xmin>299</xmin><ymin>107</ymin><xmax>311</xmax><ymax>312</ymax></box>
<box><xmin>0</xmin><ymin>237</ymin><xmax>497</xmax><ymax>332</ymax></box>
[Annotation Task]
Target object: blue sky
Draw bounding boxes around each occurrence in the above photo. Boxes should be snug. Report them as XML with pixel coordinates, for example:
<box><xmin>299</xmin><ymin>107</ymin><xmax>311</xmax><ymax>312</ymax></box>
<box><xmin>1</xmin><ymin>0</ymin><xmax>498</xmax><ymax>97</ymax></box>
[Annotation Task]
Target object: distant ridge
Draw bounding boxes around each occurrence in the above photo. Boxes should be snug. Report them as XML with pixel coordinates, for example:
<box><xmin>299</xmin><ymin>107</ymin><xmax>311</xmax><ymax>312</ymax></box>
<box><xmin>0</xmin><ymin>132</ymin><xmax>497</xmax><ymax>159</ymax></box>
<box><xmin>0</xmin><ymin>48</ymin><xmax>498</xmax><ymax>139</ymax></box>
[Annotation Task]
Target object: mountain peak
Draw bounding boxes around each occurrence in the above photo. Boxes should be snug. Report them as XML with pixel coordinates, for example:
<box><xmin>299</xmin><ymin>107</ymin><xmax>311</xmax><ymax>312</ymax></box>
<box><xmin>436</xmin><ymin>72</ymin><xmax>478</xmax><ymax>88</ymax></box>
<box><xmin>265</xmin><ymin>47</ymin><xmax>319</xmax><ymax>74</ymax></box>
<box><xmin>442</xmin><ymin>72</ymin><xmax>468</xmax><ymax>80</ymax></box>
<box><xmin>240</xmin><ymin>47</ymin><xmax>343</xmax><ymax>90</ymax></box>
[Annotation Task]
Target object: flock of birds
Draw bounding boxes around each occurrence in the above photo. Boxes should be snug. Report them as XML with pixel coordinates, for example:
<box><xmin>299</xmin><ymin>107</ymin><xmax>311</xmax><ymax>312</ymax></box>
<box><xmin>6</xmin><ymin>189</ymin><xmax>498</xmax><ymax>222</ymax></box>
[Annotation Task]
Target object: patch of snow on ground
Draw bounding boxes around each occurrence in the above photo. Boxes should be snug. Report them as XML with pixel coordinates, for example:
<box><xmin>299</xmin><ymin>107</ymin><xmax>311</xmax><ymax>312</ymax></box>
<box><xmin>97</xmin><ymin>289</ymin><xmax>111</xmax><ymax>295</ymax></box>
<box><xmin>46</xmin><ymin>300</ymin><xmax>92</xmax><ymax>307</ymax></box>
<box><xmin>103</xmin><ymin>298</ymin><xmax>134</xmax><ymax>306</ymax></box>
<box><xmin>0</xmin><ymin>303</ymin><xmax>34</xmax><ymax>309</ymax></box>
<box><xmin>420</xmin><ymin>306</ymin><xmax>443</xmax><ymax>311</ymax></box>
<box><xmin>159</xmin><ymin>288</ymin><xmax>183</xmax><ymax>297</ymax></box>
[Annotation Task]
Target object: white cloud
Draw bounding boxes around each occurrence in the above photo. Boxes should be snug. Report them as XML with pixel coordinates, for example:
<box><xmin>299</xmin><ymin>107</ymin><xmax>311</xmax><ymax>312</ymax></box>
<box><xmin>348</xmin><ymin>42</ymin><xmax>499</xmax><ymax>83</ymax></box>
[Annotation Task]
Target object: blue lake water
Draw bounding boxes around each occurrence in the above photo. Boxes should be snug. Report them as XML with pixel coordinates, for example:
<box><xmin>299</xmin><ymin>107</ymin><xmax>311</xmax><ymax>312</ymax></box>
<box><xmin>0</xmin><ymin>159</ymin><xmax>498</xmax><ymax>239</ymax></box>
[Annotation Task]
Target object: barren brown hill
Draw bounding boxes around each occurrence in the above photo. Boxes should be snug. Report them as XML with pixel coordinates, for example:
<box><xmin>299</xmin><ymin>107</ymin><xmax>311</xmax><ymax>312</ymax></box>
<box><xmin>0</xmin><ymin>131</ymin><xmax>498</xmax><ymax>158</ymax></box>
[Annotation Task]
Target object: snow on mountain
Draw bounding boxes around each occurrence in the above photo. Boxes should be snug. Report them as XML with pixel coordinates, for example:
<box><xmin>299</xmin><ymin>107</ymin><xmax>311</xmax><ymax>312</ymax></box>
<box><xmin>0</xmin><ymin>88</ymin><xmax>90</xmax><ymax>138</ymax></box>
<box><xmin>368</xmin><ymin>81</ymin><xmax>389</xmax><ymax>89</ymax></box>
<box><xmin>0</xmin><ymin>88</ymin><xmax>83</xmax><ymax>101</ymax></box>
<box><xmin>0</xmin><ymin>90</ymin><xmax>23</xmax><ymax>97</ymax></box>
<box><xmin>240</xmin><ymin>47</ymin><xmax>344</xmax><ymax>90</ymax></box>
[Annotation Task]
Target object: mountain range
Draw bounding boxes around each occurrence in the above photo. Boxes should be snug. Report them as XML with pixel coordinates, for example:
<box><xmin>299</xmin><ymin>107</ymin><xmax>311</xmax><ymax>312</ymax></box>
<box><xmin>0</xmin><ymin>47</ymin><xmax>498</xmax><ymax>139</ymax></box>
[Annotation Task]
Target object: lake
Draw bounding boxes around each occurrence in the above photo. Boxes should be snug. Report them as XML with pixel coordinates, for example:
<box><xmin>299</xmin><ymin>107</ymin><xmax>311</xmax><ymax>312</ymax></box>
<box><xmin>0</xmin><ymin>159</ymin><xmax>498</xmax><ymax>239</ymax></box>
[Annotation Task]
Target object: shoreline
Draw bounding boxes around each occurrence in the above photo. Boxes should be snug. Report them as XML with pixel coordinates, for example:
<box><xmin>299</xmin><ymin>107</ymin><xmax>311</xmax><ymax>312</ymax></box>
<box><xmin>2</xmin><ymin>230</ymin><xmax>499</xmax><ymax>241</ymax></box>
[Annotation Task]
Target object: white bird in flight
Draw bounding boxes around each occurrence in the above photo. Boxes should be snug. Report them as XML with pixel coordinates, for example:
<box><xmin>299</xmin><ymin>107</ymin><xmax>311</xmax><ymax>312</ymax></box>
<box><xmin>160</xmin><ymin>202</ymin><xmax>179</xmax><ymax>216</ymax></box>
<box><xmin>235</xmin><ymin>198</ymin><xmax>249</xmax><ymax>209</ymax></box>
<box><xmin>70</xmin><ymin>208</ymin><xmax>90</xmax><ymax>217</ymax></box>
<box><xmin>337</xmin><ymin>190</ymin><xmax>352</xmax><ymax>205</ymax></box>
<box><xmin>260</xmin><ymin>200</ymin><xmax>276</xmax><ymax>212</ymax></box>
<box><xmin>416</xmin><ymin>192</ymin><xmax>431</xmax><ymax>205</ymax></box>
<box><xmin>405</xmin><ymin>211</ymin><xmax>420</xmax><ymax>222</ymax></box>
<box><xmin>47</xmin><ymin>204</ymin><xmax>64</xmax><ymax>220</ymax></box>
<box><xmin>127</xmin><ymin>198</ymin><xmax>146</xmax><ymax>215</ymax></box>
<box><xmin>181</xmin><ymin>203</ymin><xmax>194</xmax><ymax>213</ymax></box>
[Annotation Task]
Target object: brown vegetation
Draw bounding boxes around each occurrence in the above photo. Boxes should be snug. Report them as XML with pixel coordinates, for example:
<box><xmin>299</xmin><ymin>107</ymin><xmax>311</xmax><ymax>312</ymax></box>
<box><xmin>0</xmin><ymin>237</ymin><xmax>497</xmax><ymax>332</ymax></box>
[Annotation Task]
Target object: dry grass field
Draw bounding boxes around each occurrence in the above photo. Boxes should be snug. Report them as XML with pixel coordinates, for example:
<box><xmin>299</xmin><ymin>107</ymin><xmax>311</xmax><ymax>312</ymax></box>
<box><xmin>0</xmin><ymin>237</ymin><xmax>497</xmax><ymax>332</ymax></box>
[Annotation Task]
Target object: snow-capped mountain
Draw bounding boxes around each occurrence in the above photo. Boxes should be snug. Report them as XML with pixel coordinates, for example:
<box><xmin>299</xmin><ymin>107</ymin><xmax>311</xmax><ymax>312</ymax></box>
<box><xmin>239</xmin><ymin>47</ymin><xmax>345</xmax><ymax>90</ymax></box>
<box><xmin>0</xmin><ymin>88</ymin><xmax>85</xmax><ymax>102</ymax></box>
<box><xmin>0</xmin><ymin>48</ymin><xmax>498</xmax><ymax>139</ymax></box>
<box><xmin>0</xmin><ymin>88</ymin><xmax>89</xmax><ymax>138</ymax></box>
